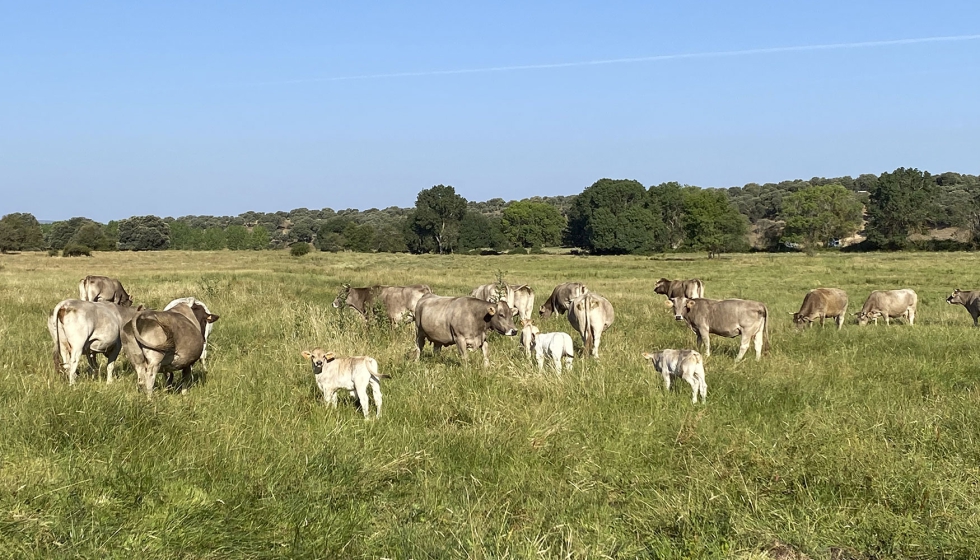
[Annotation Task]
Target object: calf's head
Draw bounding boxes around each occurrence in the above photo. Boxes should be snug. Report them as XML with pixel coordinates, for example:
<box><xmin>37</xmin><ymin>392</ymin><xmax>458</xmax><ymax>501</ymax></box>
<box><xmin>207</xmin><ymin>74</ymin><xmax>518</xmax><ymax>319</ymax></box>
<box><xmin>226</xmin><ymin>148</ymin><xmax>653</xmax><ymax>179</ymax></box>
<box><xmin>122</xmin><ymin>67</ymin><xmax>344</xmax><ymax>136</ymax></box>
<box><xmin>947</xmin><ymin>289</ymin><xmax>967</xmax><ymax>305</ymax></box>
<box><xmin>671</xmin><ymin>297</ymin><xmax>694</xmax><ymax>321</ymax></box>
<box><xmin>641</xmin><ymin>351</ymin><xmax>664</xmax><ymax>373</ymax></box>
<box><xmin>488</xmin><ymin>301</ymin><xmax>518</xmax><ymax>336</ymax></box>
<box><xmin>302</xmin><ymin>348</ymin><xmax>337</xmax><ymax>374</ymax></box>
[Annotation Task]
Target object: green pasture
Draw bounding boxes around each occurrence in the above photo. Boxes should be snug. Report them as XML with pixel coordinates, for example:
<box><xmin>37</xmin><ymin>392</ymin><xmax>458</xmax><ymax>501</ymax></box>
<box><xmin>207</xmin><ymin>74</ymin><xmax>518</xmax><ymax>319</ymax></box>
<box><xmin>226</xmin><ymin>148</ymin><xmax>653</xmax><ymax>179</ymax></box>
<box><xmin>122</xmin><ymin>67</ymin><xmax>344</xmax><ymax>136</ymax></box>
<box><xmin>1</xmin><ymin>250</ymin><xmax>979</xmax><ymax>559</ymax></box>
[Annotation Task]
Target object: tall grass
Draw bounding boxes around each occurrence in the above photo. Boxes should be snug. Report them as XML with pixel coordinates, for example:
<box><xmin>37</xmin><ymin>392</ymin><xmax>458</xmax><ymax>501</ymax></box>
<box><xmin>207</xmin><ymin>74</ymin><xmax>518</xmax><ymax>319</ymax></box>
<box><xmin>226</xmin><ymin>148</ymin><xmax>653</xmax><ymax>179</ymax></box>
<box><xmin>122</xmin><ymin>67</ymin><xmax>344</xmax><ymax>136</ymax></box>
<box><xmin>1</xmin><ymin>250</ymin><xmax>979</xmax><ymax>558</ymax></box>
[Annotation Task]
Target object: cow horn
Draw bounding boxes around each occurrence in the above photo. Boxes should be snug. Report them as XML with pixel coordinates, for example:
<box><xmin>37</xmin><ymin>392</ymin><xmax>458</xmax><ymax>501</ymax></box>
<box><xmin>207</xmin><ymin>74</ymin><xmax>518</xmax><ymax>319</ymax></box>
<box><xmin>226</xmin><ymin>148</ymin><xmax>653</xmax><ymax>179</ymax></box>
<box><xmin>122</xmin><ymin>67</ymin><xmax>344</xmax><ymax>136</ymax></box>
<box><xmin>487</xmin><ymin>305</ymin><xmax>496</xmax><ymax>316</ymax></box>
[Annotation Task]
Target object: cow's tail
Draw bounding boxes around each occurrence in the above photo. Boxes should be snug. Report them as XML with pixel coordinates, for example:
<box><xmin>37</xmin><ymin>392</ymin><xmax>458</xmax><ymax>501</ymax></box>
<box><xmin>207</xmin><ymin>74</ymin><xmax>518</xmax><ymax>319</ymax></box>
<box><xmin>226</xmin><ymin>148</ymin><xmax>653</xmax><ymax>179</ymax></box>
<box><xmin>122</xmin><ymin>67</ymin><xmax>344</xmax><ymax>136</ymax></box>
<box><xmin>762</xmin><ymin>305</ymin><xmax>771</xmax><ymax>355</ymax></box>
<box><xmin>695</xmin><ymin>279</ymin><xmax>705</xmax><ymax>299</ymax></box>
<box><xmin>78</xmin><ymin>277</ymin><xmax>89</xmax><ymax>300</ymax></box>
<box><xmin>583</xmin><ymin>295</ymin><xmax>594</xmax><ymax>357</ymax></box>
<box><xmin>132</xmin><ymin>313</ymin><xmax>177</xmax><ymax>352</ymax></box>
<box><xmin>368</xmin><ymin>358</ymin><xmax>391</xmax><ymax>381</ymax></box>
<box><xmin>50</xmin><ymin>302</ymin><xmax>70</xmax><ymax>374</ymax></box>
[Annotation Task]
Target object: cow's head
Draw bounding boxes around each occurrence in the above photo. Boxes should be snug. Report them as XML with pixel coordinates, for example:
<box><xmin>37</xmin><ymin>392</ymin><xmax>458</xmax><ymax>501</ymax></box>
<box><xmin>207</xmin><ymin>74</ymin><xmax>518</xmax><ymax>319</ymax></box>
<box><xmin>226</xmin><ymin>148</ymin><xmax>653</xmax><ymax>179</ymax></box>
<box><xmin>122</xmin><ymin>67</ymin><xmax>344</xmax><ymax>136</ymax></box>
<box><xmin>118</xmin><ymin>292</ymin><xmax>134</xmax><ymax>307</ymax></box>
<box><xmin>947</xmin><ymin>289</ymin><xmax>966</xmax><ymax>305</ymax></box>
<box><xmin>190</xmin><ymin>303</ymin><xmax>220</xmax><ymax>338</ymax></box>
<box><xmin>790</xmin><ymin>312</ymin><xmax>811</xmax><ymax>328</ymax></box>
<box><xmin>653</xmin><ymin>278</ymin><xmax>670</xmax><ymax>295</ymax></box>
<box><xmin>855</xmin><ymin>311</ymin><xmax>880</xmax><ymax>326</ymax></box>
<box><xmin>671</xmin><ymin>297</ymin><xmax>695</xmax><ymax>321</ymax></box>
<box><xmin>332</xmin><ymin>284</ymin><xmax>351</xmax><ymax>309</ymax></box>
<box><xmin>487</xmin><ymin>301</ymin><xmax>518</xmax><ymax>336</ymax></box>
<box><xmin>302</xmin><ymin>348</ymin><xmax>337</xmax><ymax>374</ymax></box>
<box><xmin>538</xmin><ymin>301</ymin><xmax>554</xmax><ymax>319</ymax></box>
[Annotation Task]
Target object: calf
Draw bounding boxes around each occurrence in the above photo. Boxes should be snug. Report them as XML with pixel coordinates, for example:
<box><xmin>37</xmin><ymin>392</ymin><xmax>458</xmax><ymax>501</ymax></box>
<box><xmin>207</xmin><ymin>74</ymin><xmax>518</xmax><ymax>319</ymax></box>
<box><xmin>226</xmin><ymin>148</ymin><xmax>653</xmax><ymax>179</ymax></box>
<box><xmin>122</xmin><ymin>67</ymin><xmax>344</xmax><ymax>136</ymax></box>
<box><xmin>301</xmin><ymin>348</ymin><xmax>387</xmax><ymax>419</ymax></box>
<box><xmin>520</xmin><ymin>324</ymin><xmax>574</xmax><ymax>373</ymax></box>
<box><xmin>792</xmin><ymin>288</ymin><xmax>848</xmax><ymax>329</ymax></box>
<box><xmin>48</xmin><ymin>299</ymin><xmax>140</xmax><ymax>384</ymax></box>
<box><xmin>642</xmin><ymin>349</ymin><xmax>707</xmax><ymax>404</ymax></box>
<box><xmin>856</xmin><ymin>289</ymin><xmax>917</xmax><ymax>326</ymax></box>
<box><xmin>946</xmin><ymin>289</ymin><xmax>980</xmax><ymax>326</ymax></box>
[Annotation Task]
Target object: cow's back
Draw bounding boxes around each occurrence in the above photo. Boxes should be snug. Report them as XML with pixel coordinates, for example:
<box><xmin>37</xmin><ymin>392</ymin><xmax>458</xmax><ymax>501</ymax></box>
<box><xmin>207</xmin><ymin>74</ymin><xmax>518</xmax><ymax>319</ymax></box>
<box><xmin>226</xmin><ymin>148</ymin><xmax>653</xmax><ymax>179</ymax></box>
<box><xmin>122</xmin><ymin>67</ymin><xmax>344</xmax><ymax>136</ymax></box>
<box><xmin>863</xmin><ymin>289</ymin><xmax>916</xmax><ymax>315</ymax></box>
<box><xmin>691</xmin><ymin>298</ymin><xmax>765</xmax><ymax>336</ymax></box>
<box><xmin>802</xmin><ymin>288</ymin><xmax>848</xmax><ymax>316</ymax></box>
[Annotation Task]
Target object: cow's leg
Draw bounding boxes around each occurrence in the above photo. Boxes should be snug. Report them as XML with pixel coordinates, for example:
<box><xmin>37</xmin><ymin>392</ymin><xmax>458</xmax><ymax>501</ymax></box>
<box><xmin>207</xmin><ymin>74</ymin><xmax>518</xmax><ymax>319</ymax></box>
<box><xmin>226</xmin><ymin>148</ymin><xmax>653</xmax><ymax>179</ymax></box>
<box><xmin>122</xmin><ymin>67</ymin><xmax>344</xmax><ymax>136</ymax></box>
<box><xmin>753</xmin><ymin>326</ymin><xmax>764</xmax><ymax>360</ymax></box>
<box><xmin>551</xmin><ymin>353</ymin><xmax>562</xmax><ymax>373</ymax></box>
<box><xmin>681</xmin><ymin>369</ymin><xmax>698</xmax><ymax>403</ymax></box>
<box><xmin>480</xmin><ymin>339</ymin><xmax>490</xmax><ymax>367</ymax></box>
<box><xmin>370</xmin><ymin>379</ymin><xmax>383</xmax><ymax>419</ymax></box>
<box><xmin>86</xmin><ymin>352</ymin><xmax>99</xmax><ymax>373</ymax></box>
<box><xmin>697</xmin><ymin>371</ymin><xmax>707</xmax><ymax>402</ymax></box>
<box><xmin>414</xmin><ymin>330</ymin><xmax>426</xmax><ymax>361</ymax></box>
<box><xmin>699</xmin><ymin>329</ymin><xmax>711</xmax><ymax>358</ymax></box>
<box><xmin>662</xmin><ymin>370</ymin><xmax>672</xmax><ymax>392</ymax></box>
<box><xmin>735</xmin><ymin>332</ymin><xmax>751</xmax><ymax>362</ymax></box>
<box><xmin>819</xmin><ymin>315</ymin><xmax>825</xmax><ymax>327</ymax></box>
<box><xmin>180</xmin><ymin>366</ymin><xmax>193</xmax><ymax>394</ymax></box>
<box><xmin>105</xmin><ymin>344</ymin><xmax>121</xmax><ymax>384</ymax></box>
<box><xmin>562</xmin><ymin>355</ymin><xmax>573</xmax><ymax>374</ymax></box>
<box><xmin>836</xmin><ymin>314</ymin><xmax>845</xmax><ymax>330</ymax></box>
<box><xmin>536</xmin><ymin>352</ymin><xmax>544</xmax><ymax>372</ymax></box>
<box><xmin>143</xmin><ymin>366</ymin><xmax>159</xmax><ymax>397</ymax></box>
<box><xmin>972</xmin><ymin>311</ymin><xmax>979</xmax><ymax>327</ymax></box>
<box><xmin>66</xmin><ymin>345</ymin><xmax>84</xmax><ymax>386</ymax></box>
<box><xmin>354</xmin><ymin>380</ymin><xmax>371</xmax><ymax>419</ymax></box>
<box><xmin>908</xmin><ymin>307</ymin><xmax>915</xmax><ymax>326</ymax></box>
<box><xmin>592</xmin><ymin>328</ymin><xmax>602</xmax><ymax>359</ymax></box>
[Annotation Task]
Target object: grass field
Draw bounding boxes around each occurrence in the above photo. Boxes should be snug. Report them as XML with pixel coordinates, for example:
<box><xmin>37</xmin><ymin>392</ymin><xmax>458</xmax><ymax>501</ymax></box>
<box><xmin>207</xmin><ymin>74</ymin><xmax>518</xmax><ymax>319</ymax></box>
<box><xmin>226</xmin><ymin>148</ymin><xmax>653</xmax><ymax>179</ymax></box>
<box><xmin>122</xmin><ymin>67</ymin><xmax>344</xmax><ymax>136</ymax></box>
<box><xmin>2</xmin><ymin>250</ymin><xmax>980</xmax><ymax>559</ymax></box>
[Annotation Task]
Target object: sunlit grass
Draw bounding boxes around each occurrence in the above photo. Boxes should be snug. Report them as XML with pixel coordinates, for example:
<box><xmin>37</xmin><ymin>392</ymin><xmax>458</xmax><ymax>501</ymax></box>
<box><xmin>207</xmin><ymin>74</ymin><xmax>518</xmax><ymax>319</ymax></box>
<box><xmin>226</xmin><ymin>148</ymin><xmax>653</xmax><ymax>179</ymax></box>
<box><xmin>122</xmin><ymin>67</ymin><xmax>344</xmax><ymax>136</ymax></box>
<box><xmin>1</xmin><ymin>250</ymin><xmax>979</xmax><ymax>558</ymax></box>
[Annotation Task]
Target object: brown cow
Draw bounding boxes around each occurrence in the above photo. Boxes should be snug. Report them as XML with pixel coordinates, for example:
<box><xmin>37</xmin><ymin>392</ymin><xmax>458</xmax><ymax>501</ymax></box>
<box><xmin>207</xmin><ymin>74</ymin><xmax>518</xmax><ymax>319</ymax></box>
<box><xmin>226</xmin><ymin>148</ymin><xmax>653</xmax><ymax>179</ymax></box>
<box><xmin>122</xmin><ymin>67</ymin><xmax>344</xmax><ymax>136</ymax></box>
<box><xmin>856</xmin><ymin>289</ymin><xmax>917</xmax><ymax>326</ymax></box>
<box><xmin>567</xmin><ymin>292</ymin><xmax>615</xmax><ymax>358</ymax></box>
<box><xmin>671</xmin><ymin>297</ymin><xmax>769</xmax><ymax>361</ymax></box>
<box><xmin>78</xmin><ymin>275</ymin><xmax>132</xmax><ymax>306</ymax></box>
<box><xmin>792</xmin><ymin>288</ymin><xmax>848</xmax><ymax>329</ymax></box>
<box><xmin>539</xmin><ymin>282</ymin><xmax>588</xmax><ymax>318</ymax></box>
<box><xmin>947</xmin><ymin>289</ymin><xmax>980</xmax><ymax>326</ymax></box>
<box><xmin>653</xmin><ymin>278</ymin><xmax>704</xmax><ymax>301</ymax></box>
<box><xmin>121</xmin><ymin>302</ymin><xmax>219</xmax><ymax>396</ymax></box>
<box><xmin>414</xmin><ymin>295</ymin><xmax>518</xmax><ymax>366</ymax></box>
<box><xmin>333</xmin><ymin>284</ymin><xmax>431</xmax><ymax>324</ymax></box>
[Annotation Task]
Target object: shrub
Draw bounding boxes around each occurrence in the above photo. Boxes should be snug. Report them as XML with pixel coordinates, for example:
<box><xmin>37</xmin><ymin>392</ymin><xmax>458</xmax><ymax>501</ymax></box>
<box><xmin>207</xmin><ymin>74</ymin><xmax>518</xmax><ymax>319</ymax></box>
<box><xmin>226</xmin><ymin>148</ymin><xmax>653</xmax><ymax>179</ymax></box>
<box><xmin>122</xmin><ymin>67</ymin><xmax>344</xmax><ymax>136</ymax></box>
<box><xmin>62</xmin><ymin>244</ymin><xmax>93</xmax><ymax>257</ymax></box>
<box><xmin>290</xmin><ymin>243</ymin><xmax>311</xmax><ymax>257</ymax></box>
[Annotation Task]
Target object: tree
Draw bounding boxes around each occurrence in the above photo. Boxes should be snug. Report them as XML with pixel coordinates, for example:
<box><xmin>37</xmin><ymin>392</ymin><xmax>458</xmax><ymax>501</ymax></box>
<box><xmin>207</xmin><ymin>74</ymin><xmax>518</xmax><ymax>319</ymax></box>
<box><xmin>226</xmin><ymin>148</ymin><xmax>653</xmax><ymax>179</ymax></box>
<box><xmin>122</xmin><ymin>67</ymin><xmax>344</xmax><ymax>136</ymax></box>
<box><xmin>648</xmin><ymin>182</ymin><xmax>689</xmax><ymax>249</ymax></box>
<box><xmin>169</xmin><ymin>221</ymin><xmax>203</xmax><ymax>250</ymax></box>
<box><xmin>342</xmin><ymin>223</ymin><xmax>376</xmax><ymax>252</ymax></box>
<box><xmin>865</xmin><ymin>168</ymin><xmax>938</xmax><ymax>250</ymax></box>
<box><xmin>407</xmin><ymin>185</ymin><xmax>468</xmax><ymax>254</ymax></box>
<box><xmin>500</xmin><ymin>201</ymin><xmax>565</xmax><ymax>248</ymax></box>
<box><xmin>47</xmin><ymin>217</ymin><xmax>99</xmax><ymax>250</ymax></box>
<box><xmin>248</xmin><ymin>225</ymin><xmax>271</xmax><ymax>250</ymax></box>
<box><xmin>69</xmin><ymin>222</ymin><xmax>110</xmax><ymax>251</ymax></box>
<box><xmin>566</xmin><ymin>179</ymin><xmax>667</xmax><ymax>254</ymax></box>
<box><xmin>0</xmin><ymin>213</ymin><xmax>45</xmax><ymax>252</ymax></box>
<box><xmin>201</xmin><ymin>228</ymin><xmax>227</xmax><ymax>250</ymax></box>
<box><xmin>225</xmin><ymin>225</ymin><xmax>248</xmax><ymax>250</ymax></box>
<box><xmin>681</xmin><ymin>190</ymin><xmax>748</xmax><ymax>257</ymax></box>
<box><xmin>780</xmin><ymin>184</ymin><xmax>863</xmax><ymax>252</ymax></box>
<box><xmin>458</xmin><ymin>212</ymin><xmax>509</xmax><ymax>252</ymax></box>
<box><xmin>117</xmin><ymin>216</ymin><xmax>170</xmax><ymax>251</ymax></box>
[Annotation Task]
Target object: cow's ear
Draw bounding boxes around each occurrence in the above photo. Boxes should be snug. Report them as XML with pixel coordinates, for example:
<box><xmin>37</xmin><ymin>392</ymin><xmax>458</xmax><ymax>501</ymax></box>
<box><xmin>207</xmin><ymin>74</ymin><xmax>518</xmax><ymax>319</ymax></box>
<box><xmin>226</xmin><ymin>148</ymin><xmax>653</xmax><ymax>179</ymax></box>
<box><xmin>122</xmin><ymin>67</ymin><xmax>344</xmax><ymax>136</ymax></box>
<box><xmin>487</xmin><ymin>305</ymin><xmax>496</xmax><ymax>316</ymax></box>
<box><xmin>685</xmin><ymin>299</ymin><xmax>696</xmax><ymax>310</ymax></box>
<box><xmin>301</xmin><ymin>350</ymin><xmax>312</xmax><ymax>359</ymax></box>
<box><xmin>323</xmin><ymin>351</ymin><xmax>337</xmax><ymax>362</ymax></box>
<box><xmin>137</xmin><ymin>304</ymin><xmax>145</xmax><ymax>311</ymax></box>
<box><xmin>207</xmin><ymin>314</ymin><xmax>220</xmax><ymax>323</ymax></box>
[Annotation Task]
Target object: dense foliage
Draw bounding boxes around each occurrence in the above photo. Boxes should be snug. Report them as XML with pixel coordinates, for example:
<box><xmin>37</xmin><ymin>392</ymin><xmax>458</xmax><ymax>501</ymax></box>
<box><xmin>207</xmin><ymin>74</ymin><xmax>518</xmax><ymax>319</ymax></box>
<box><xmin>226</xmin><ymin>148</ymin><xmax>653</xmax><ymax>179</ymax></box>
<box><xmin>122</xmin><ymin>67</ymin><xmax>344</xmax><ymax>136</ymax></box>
<box><xmin>0</xmin><ymin>213</ymin><xmax>45</xmax><ymax>252</ymax></box>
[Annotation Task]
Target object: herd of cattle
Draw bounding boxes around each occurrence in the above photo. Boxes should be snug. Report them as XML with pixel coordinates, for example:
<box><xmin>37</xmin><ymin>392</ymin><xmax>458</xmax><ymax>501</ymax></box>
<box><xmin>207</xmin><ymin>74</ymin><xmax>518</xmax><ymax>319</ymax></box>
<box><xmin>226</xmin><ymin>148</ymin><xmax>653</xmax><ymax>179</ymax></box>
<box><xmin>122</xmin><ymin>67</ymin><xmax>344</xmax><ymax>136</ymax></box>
<box><xmin>46</xmin><ymin>274</ymin><xmax>980</xmax><ymax>417</ymax></box>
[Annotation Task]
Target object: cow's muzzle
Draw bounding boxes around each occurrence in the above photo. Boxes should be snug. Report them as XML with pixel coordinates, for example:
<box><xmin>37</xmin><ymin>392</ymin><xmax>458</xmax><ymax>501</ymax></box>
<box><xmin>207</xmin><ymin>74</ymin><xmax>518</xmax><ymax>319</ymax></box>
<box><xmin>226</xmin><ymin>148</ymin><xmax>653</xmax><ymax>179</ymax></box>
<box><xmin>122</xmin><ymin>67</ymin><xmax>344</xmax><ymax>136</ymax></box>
<box><xmin>674</xmin><ymin>315</ymin><xmax>684</xmax><ymax>321</ymax></box>
<box><xmin>505</xmin><ymin>329</ymin><xmax>518</xmax><ymax>336</ymax></box>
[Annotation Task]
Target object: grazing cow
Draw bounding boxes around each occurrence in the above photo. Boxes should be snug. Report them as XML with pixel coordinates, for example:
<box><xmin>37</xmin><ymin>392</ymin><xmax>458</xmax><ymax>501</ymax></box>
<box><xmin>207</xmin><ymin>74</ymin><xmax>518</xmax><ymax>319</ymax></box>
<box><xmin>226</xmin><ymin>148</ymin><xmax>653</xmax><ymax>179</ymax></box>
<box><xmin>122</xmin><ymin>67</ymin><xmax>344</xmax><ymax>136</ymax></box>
<box><xmin>671</xmin><ymin>297</ymin><xmax>769</xmax><ymax>361</ymax></box>
<box><xmin>946</xmin><ymin>289</ymin><xmax>980</xmax><ymax>326</ymax></box>
<box><xmin>567</xmin><ymin>292</ymin><xmax>615</xmax><ymax>358</ymax></box>
<box><xmin>301</xmin><ymin>348</ymin><xmax>388</xmax><ymax>419</ymax></box>
<box><xmin>471</xmin><ymin>283</ymin><xmax>536</xmax><ymax>323</ymax></box>
<box><xmin>414</xmin><ymin>295</ymin><xmax>518</xmax><ymax>366</ymax></box>
<box><xmin>653</xmin><ymin>278</ymin><xmax>705</xmax><ymax>301</ymax></box>
<box><xmin>792</xmin><ymin>288</ymin><xmax>849</xmax><ymax>329</ymax></box>
<box><xmin>856</xmin><ymin>289</ymin><xmax>917</xmax><ymax>326</ymax></box>
<box><xmin>120</xmin><ymin>302</ymin><xmax>219</xmax><ymax>396</ymax></box>
<box><xmin>642</xmin><ymin>349</ymin><xmax>707</xmax><ymax>403</ymax></box>
<box><xmin>539</xmin><ymin>282</ymin><xmax>588</xmax><ymax>318</ymax></box>
<box><xmin>520</xmin><ymin>324</ymin><xmax>574</xmax><ymax>373</ymax></box>
<box><xmin>78</xmin><ymin>275</ymin><xmax>132</xmax><ymax>306</ymax></box>
<box><xmin>165</xmin><ymin>297</ymin><xmax>216</xmax><ymax>368</ymax></box>
<box><xmin>333</xmin><ymin>284</ymin><xmax>431</xmax><ymax>324</ymax></box>
<box><xmin>48</xmin><ymin>299</ymin><xmax>140</xmax><ymax>385</ymax></box>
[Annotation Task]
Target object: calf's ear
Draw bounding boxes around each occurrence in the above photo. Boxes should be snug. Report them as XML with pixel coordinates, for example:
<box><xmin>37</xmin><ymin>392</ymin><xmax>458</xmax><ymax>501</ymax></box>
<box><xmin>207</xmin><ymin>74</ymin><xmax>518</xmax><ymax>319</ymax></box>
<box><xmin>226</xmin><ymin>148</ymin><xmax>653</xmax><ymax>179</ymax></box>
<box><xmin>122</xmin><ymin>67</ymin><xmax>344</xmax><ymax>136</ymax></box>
<box><xmin>206</xmin><ymin>314</ymin><xmax>220</xmax><ymax>323</ymax></box>
<box><xmin>686</xmin><ymin>299</ymin><xmax>696</xmax><ymax>310</ymax></box>
<box><xmin>301</xmin><ymin>350</ymin><xmax>312</xmax><ymax>359</ymax></box>
<box><xmin>323</xmin><ymin>351</ymin><xmax>337</xmax><ymax>362</ymax></box>
<box><xmin>487</xmin><ymin>305</ymin><xmax>496</xmax><ymax>316</ymax></box>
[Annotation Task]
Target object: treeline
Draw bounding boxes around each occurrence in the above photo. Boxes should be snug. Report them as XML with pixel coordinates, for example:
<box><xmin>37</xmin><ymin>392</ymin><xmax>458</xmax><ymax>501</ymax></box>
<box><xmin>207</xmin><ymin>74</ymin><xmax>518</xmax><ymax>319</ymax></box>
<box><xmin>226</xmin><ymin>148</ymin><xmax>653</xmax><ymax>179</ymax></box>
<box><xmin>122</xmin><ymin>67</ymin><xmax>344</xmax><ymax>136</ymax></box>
<box><xmin>1</xmin><ymin>168</ymin><xmax>978</xmax><ymax>255</ymax></box>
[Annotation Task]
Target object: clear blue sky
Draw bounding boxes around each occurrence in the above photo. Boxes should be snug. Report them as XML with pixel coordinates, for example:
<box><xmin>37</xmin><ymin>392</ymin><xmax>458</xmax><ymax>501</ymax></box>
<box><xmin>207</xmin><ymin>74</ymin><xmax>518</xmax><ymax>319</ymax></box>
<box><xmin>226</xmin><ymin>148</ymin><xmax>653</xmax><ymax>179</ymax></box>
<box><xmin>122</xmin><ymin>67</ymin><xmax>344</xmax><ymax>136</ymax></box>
<box><xmin>2</xmin><ymin>1</ymin><xmax>978</xmax><ymax>222</ymax></box>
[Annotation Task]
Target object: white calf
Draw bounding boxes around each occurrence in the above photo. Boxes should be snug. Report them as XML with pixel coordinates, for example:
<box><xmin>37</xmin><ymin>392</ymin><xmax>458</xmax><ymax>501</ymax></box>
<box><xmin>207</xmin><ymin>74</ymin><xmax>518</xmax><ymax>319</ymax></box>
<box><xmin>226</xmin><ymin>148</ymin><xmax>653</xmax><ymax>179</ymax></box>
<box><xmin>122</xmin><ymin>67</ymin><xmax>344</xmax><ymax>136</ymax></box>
<box><xmin>642</xmin><ymin>349</ymin><xmax>707</xmax><ymax>403</ymax></box>
<box><xmin>301</xmin><ymin>348</ymin><xmax>387</xmax><ymax>419</ymax></box>
<box><xmin>521</xmin><ymin>324</ymin><xmax>574</xmax><ymax>373</ymax></box>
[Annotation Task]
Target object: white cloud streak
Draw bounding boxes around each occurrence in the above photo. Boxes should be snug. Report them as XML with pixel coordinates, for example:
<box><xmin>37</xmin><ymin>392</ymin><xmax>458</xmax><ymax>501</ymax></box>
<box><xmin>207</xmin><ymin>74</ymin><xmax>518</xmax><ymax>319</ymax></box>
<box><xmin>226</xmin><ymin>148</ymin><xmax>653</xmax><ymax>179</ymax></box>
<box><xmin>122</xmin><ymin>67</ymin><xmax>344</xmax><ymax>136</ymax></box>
<box><xmin>246</xmin><ymin>34</ymin><xmax>980</xmax><ymax>86</ymax></box>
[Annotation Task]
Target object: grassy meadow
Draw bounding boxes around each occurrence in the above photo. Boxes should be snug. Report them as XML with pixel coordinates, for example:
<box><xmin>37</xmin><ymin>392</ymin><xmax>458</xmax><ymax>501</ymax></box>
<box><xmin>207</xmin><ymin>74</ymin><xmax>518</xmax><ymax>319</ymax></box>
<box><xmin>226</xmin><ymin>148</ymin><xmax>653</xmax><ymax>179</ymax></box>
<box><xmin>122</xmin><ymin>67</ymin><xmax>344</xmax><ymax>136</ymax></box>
<box><xmin>2</xmin><ymin>250</ymin><xmax>980</xmax><ymax>559</ymax></box>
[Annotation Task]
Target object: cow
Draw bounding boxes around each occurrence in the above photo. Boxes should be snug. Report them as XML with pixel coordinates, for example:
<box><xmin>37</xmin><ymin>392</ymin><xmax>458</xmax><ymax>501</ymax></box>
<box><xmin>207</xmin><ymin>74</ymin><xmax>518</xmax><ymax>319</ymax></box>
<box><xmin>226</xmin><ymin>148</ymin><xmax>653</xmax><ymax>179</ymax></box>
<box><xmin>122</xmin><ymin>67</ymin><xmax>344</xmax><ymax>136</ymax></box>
<box><xmin>301</xmin><ymin>348</ymin><xmax>388</xmax><ymax>419</ymax></box>
<box><xmin>791</xmin><ymin>288</ymin><xmax>849</xmax><ymax>329</ymax></box>
<box><xmin>48</xmin><ymin>299</ymin><xmax>140</xmax><ymax>385</ymax></box>
<box><xmin>671</xmin><ymin>297</ymin><xmax>769</xmax><ymax>362</ymax></box>
<box><xmin>567</xmin><ymin>292</ymin><xmax>615</xmax><ymax>358</ymax></box>
<box><xmin>653</xmin><ymin>278</ymin><xmax>705</xmax><ymax>301</ymax></box>
<box><xmin>946</xmin><ymin>289</ymin><xmax>980</xmax><ymax>326</ymax></box>
<box><xmin>520</xmin><ymin>324</ymin><xmax>574</xmax><ymax>373</ymax></box>
<box><xmin>539</xmin><ymin>282</ymin><xmax>588</xmax><ymax>318</ymax></box>
<box><xmin>414</xmin><ymin>295</ymin><xmax>518</xmax><ymax>366</ymax></box>
<box><xmin>165</xmin><ymin>297</ymin><xmax>217</xmax><ymax>369</ymax></box>
<box><xmin>78</xmin><ymin>275</ymin><xmax>133</xmax><ymax>306</ymax></box>
<box><xmin>642</xmin><ymin>349</ymin><xmax>707</xmax><ymax>404</ymax></box>
<box><xmin>333</xmin><ymin>284</ymin><xmax>431</xmax><ymax>324</ymax></box>
<box><xmin>471</xmin><ymin>283</ymin><xmax>536</xmax><ymax>323</ymax></box>
<box><xmin>120</xmin><ymin>302</ymin><xmax>219</xmax><ymax>396</ymax></box>
<box><xmin>855</xmin><ymin>289</ymin><xmax>917</xmax><ymax>326</ymax></box>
